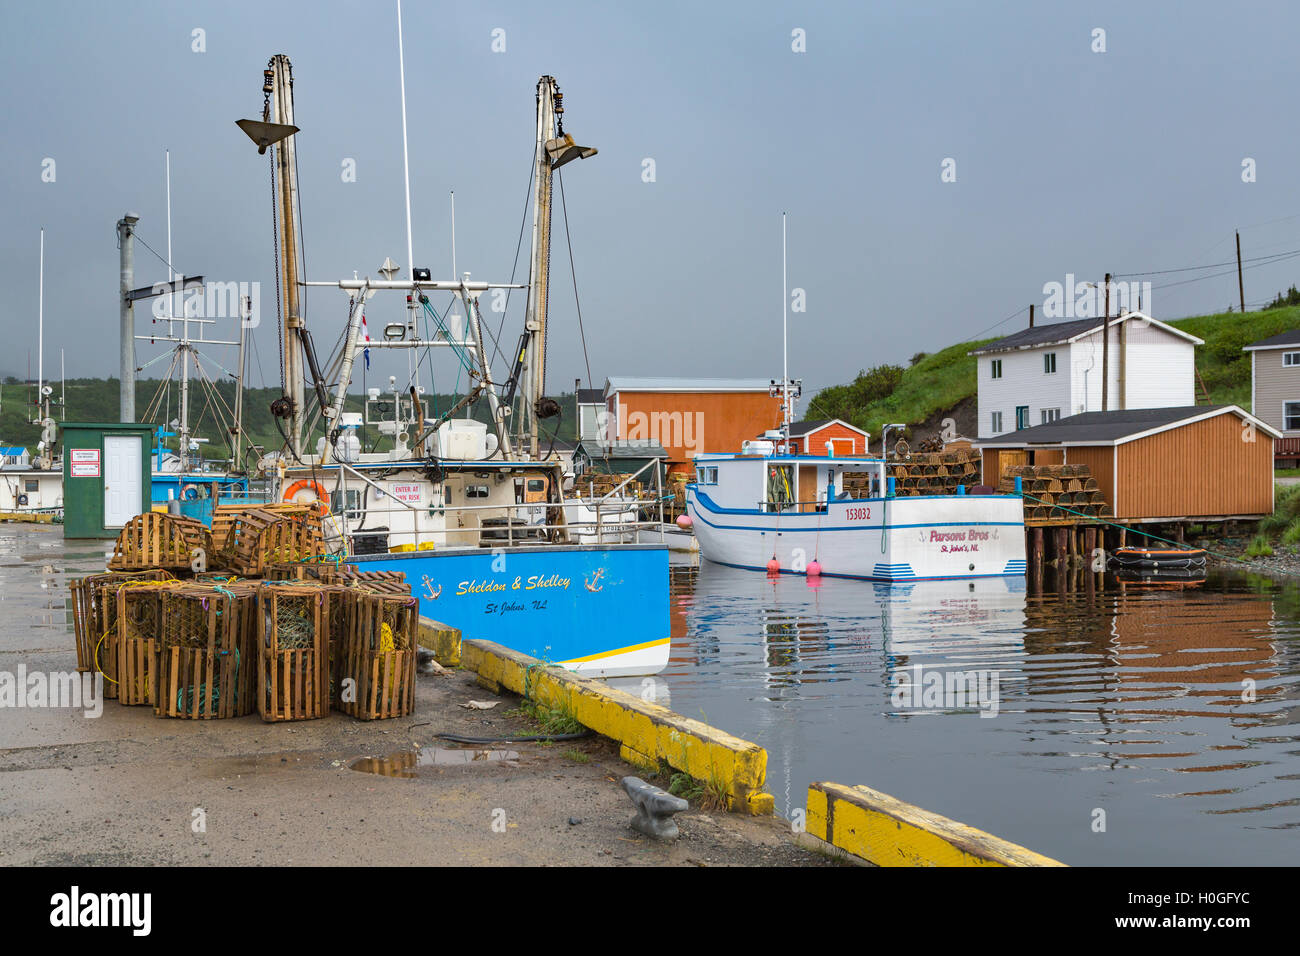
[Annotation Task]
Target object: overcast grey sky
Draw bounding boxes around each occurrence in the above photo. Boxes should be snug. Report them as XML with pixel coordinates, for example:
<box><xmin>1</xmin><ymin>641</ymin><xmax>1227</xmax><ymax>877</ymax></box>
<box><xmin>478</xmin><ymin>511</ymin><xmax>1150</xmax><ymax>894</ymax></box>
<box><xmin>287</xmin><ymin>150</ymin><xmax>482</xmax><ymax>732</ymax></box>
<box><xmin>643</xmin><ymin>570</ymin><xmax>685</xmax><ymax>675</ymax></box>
<box><xmin>4</xmin><ymin>0</ymin><xmax>1300</xmax><ymax>404</ymax></box>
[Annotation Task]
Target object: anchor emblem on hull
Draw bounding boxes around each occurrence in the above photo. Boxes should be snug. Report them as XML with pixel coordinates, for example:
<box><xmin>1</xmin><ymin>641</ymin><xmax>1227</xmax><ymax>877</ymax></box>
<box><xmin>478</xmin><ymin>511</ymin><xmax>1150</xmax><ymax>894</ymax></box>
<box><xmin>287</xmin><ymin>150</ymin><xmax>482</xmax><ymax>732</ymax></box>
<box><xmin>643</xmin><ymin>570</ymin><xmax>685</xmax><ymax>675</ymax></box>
<box><xmin>585</xmin><ymin>568</ymin><xmax>605</xmax><ymax>593</ymax></box>
<box><xmin>422</xmin><ymin>575</ymin><xmax>442</xmax><ymax>600</ymax></box>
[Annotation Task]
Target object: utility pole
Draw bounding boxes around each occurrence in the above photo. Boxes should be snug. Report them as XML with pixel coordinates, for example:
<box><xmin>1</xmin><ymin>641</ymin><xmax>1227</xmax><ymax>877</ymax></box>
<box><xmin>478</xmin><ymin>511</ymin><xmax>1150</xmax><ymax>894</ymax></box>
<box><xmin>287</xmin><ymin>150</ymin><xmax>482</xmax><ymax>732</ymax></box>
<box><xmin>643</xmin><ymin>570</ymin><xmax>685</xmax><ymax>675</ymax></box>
<box><xmin>117</xmin><ymin>213</ymin><xmax>139</xmax><ymax>422</ymax></box>
<box><xmin>1236</xmin><ymin>230</ymin><xmax>1246</xmax><ymax>313</ymax></box>
<box><xmin>1101</xmin><ymin>273</ymin><xmax>1110</xmax><ymax>413</ymax></box>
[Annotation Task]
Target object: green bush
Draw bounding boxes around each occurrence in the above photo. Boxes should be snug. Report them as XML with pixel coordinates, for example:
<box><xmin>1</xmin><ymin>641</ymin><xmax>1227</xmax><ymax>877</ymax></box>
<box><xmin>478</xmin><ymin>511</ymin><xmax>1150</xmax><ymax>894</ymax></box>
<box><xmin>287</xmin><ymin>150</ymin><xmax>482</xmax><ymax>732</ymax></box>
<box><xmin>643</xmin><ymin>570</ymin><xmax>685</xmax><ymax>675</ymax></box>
<box><xmin>1246</xmin><ymin>535</ymin><xmax>1274</xmax><ymax>558</ymax></box>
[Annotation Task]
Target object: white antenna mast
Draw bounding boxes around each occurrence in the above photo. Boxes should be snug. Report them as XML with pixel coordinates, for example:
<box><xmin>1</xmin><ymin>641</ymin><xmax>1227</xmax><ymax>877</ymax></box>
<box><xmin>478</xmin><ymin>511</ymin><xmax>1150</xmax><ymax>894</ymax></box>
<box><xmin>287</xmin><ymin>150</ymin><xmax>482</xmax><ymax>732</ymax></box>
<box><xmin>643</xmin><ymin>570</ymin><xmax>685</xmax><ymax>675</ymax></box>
<box><xmin>450</xmin><ymin>189</ymin><xmax>457</xmax><ymax>277</ymax></box>
<box><xmin>397</xmin><ymin>0</ymin><xmax>414</xmax><ymax>281</ymax></box>
<box><xmin>37</xmin><ymin>228</ymin><xmax>44</xmax><ymax>402</ymax></box>
<box><xmin>782</xmin><ymin>211</ymin><xmax>790</xmax><ymax>448</ymax></box>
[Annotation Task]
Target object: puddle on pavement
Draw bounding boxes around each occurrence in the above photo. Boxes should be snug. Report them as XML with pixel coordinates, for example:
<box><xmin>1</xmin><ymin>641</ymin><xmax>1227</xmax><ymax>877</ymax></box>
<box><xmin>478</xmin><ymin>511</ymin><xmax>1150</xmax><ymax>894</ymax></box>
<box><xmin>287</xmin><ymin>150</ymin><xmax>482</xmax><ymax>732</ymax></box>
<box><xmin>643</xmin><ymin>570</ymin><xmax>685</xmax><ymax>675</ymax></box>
<box><xmin>349</xmin><ymin>747</ymin><xmax>521</xmax><ymax>778</ymax></box>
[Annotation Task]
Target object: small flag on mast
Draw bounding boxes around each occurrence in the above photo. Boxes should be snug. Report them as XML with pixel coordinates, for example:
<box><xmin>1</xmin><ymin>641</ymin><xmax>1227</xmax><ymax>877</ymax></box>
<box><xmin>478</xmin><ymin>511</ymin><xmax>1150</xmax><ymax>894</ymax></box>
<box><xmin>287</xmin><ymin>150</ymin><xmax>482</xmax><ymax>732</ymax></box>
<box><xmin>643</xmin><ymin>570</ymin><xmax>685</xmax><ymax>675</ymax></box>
<box><xmin>361</xmin><ymin>312</ymin><xmax>371</xmax><ymax>370</ymax></box>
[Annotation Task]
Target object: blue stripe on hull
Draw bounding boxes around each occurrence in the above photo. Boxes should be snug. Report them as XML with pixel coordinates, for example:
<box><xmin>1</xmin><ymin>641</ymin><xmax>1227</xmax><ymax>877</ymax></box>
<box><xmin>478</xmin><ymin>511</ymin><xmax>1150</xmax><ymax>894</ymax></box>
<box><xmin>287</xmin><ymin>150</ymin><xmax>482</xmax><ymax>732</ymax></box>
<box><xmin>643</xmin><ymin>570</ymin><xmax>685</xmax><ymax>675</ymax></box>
<box><xmin>703</xmin><ymin>557</ymin><xmax>1021</xmax><ymax>583</ymax></box>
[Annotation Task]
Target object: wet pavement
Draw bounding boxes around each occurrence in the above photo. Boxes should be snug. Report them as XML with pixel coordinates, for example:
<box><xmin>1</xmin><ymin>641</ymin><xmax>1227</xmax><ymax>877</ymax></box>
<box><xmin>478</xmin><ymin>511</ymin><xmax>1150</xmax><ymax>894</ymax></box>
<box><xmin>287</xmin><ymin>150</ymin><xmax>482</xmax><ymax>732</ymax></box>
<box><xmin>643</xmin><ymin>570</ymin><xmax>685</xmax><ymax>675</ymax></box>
<box><xmin>0</xmin><ymin>524</ymin><xmax>825</xmax><ymax>867</ymax></box>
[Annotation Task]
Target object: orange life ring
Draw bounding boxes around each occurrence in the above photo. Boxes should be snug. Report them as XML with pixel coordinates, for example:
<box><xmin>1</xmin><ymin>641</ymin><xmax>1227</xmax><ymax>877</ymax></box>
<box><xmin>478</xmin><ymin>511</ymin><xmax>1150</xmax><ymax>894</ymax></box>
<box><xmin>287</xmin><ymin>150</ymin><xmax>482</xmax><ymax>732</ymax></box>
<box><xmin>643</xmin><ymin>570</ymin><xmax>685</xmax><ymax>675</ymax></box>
<box><xmin>283</xmin><ymin>479</ymin><xmax>330</xmax><ymax>516</ymax></box>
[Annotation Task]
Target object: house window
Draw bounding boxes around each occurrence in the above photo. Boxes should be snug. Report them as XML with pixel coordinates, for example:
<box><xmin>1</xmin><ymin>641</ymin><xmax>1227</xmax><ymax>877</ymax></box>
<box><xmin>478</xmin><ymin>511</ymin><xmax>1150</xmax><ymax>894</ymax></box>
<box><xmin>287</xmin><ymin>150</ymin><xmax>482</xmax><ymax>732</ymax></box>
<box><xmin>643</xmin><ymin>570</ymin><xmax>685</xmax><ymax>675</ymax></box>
<box><xmin>990</xmin><ymin>411</ymin><xmax>1003</xmax><ymax>433</ymax></box>
<box><xmin>1286</xmin><ymin>402</ymin><xmax>1300</xmax><ymax>431</ymax></box>
<box><xmin>1285</xmin><ymin>352</ymin><xmax>1300</xmax><ymax>367</ymax></box>
<box><xmin>1044</xmin><ymin>352</ymin><xmax>1057</xmax><ymax>374</ymax></box>
<box><xmin>1040</xmin><ymin>408</ymin><xmax>1060</xmax><ymax>424</ymax></box>
<box><xmin>1016</xmin><ymin>406</ymin><xmax>1029</xmax><ymax>430</ymax></box>
<box><xmin>990</xmin><ymin>359</ymin><xmax>1002</xmax><ymax>379</ymax></box>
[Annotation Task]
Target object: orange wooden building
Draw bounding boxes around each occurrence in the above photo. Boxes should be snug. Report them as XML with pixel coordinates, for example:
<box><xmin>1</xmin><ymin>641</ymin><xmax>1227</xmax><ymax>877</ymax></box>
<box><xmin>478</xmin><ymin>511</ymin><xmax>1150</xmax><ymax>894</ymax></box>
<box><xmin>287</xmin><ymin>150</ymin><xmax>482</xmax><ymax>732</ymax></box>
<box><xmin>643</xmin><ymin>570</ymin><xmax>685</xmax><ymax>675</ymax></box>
<box><xmin>780</xmin><ymin>419</ymin><xmax>870</xmax><ymax>456</ymax></box>
<box><xmin>977</xmin><ymin>405</ymin><xmax>1278</xmax><ymax>521</ymax></box>
<box><xmin>603</xmin><ymin>377</ymin><xmax>784</xmax><ymax>475</ymax></box>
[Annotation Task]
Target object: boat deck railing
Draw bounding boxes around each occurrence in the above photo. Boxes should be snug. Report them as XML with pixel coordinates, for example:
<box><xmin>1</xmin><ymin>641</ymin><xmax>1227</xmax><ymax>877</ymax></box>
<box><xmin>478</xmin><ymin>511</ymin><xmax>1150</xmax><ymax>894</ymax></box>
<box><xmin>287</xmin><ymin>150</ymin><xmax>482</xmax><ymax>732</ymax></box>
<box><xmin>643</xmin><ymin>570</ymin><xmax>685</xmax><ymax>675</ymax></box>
<box><xmin>332</xmin><ymin>461</ymin><xmax>670</xmax><ymax>551</ymax></box>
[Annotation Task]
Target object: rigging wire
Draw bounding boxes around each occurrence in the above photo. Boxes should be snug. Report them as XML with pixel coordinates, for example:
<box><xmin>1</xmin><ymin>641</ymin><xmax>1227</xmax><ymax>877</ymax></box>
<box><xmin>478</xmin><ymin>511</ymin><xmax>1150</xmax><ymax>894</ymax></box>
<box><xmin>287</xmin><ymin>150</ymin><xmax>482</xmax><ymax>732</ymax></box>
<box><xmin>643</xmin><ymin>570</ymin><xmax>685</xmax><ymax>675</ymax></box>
<box><xmin>557</xmin><ymin>168</ymin><xmax>593</xmax><ymax>389</ymax></box>
<box><xmin>489</xmin><ymin>154</ymin><xmax>537</xmax><ymax>375</ymax></box>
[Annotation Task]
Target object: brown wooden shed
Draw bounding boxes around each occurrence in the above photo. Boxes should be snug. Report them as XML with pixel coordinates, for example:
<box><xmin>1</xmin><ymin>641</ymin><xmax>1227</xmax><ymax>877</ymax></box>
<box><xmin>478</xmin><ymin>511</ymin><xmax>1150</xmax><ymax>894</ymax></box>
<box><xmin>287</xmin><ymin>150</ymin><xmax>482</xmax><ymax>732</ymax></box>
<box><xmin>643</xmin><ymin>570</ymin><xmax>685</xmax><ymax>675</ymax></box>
<box><xmin>977</xmin><ymin>406</ymin><xmax>1277</xmax><ymax>522</ymax></box>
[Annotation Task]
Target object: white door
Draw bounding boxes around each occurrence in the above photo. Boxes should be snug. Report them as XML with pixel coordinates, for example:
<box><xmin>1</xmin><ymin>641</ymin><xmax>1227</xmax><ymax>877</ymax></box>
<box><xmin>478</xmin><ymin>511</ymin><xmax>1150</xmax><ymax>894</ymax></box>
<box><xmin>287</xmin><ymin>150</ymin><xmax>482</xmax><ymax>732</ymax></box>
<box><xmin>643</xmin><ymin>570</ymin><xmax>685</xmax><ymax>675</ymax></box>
<box><xmin>103</xmin><ymin>436</ymin><xmax>142</xmax><ymax>528</ymax></box>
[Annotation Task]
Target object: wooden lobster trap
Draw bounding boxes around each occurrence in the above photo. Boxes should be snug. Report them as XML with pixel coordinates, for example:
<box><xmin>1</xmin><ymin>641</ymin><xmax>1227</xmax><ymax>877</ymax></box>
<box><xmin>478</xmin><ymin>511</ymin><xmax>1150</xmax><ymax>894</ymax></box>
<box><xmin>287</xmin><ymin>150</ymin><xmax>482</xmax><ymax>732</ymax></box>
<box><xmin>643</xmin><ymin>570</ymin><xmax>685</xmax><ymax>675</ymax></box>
<box><xmin>110</xmin><ymin>581</ymin><xmax>178</xmax><ymax>706</ymax></box>
<box><xmin>155</xmin><ymin>583</ymin><xmax>259</xmax><ymax>719</ymax></box>
<box><xmin>257</xmin><ymin>583</ymin><xmax>333</xmax><ymax>722</ymax></box>
<box><xmin>69</xmin><ymin>570</ymin><xmax>174</xmax><ymax>673</ymax></box>
<box><xmin>220</xmin><ymin>510</ymin><xmax>323</xmax><ymax>577</ymax></box>
<box><xmin>79</xmin><ymin>577</ymin><xmax>178</xmax><ymax>700</ymax></box>
<box><xmin>264</xmin><ymin>558</ymin><xmax>351</xmax><ymax>584</ymax></box>
<box><xmin>345</xmin><ymin>570</ymin><xmax>411</xmax><ymax>596</ymax></box>
<box><xmin>107</xmin><ymin>513</ymin><xmax>212</xmax><ymax>572</ymax></box>
<box><xmin>335</xmin><ymin>591</ymin><xmax>418</xmax><ymax>720</ymax></box>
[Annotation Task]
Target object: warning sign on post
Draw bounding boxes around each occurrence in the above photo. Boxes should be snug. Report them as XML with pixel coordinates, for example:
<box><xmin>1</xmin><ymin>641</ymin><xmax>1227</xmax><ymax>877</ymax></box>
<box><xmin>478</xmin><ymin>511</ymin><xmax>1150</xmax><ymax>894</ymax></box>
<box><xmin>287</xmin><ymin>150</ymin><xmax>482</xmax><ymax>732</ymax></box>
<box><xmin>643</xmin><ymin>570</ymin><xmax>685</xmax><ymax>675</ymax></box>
<box><xmin>70</xmin><ymin>449</ymin><xmax>100</xmax><ymax>478</ymax></box>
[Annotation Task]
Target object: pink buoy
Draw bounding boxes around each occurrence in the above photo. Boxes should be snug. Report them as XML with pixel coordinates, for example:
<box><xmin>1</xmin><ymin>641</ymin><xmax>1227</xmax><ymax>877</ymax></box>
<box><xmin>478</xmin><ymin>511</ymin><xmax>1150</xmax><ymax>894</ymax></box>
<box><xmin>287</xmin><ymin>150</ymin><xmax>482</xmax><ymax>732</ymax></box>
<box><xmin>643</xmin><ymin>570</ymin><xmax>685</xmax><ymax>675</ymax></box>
<box><xmin>676</xmin><ymin>513</ymin><xmax>693</xmax><ymax>530</ymax></box>
<box><xmin>766</xmin><ymin>558</ymin><xmax>780</xmax><ymax>575</ymax></box>
<box><xmin>806</xmin><ymin>560</ymin><xmax>822</xmax><ymax>577</ymax></box>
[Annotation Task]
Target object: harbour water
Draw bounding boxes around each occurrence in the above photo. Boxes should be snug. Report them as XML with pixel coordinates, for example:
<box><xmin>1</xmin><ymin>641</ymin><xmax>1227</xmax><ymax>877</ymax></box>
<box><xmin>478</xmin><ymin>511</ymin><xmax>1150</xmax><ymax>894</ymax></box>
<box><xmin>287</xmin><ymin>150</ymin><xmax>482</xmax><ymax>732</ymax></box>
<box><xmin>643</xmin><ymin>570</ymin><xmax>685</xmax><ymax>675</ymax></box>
<box><xmin>662</xmin><ymin>559</ymin><xmax>1300</xmax><ymax>866</ymax></box>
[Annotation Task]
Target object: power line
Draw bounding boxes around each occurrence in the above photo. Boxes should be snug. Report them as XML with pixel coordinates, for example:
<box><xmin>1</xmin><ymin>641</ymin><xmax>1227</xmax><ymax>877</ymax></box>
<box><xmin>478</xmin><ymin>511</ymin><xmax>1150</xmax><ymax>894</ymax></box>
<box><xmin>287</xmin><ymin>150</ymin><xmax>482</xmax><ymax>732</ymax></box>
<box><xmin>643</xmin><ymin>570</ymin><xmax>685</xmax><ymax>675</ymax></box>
<box><xmin>963</xmin><ymin>305</ymin><xmax>1028</xmax><ymax>344</ymax></box>
<box><xmin>1114</xmin><ymin>248</ymin><xmax>1300</xmax><ymax>279</ymax></box>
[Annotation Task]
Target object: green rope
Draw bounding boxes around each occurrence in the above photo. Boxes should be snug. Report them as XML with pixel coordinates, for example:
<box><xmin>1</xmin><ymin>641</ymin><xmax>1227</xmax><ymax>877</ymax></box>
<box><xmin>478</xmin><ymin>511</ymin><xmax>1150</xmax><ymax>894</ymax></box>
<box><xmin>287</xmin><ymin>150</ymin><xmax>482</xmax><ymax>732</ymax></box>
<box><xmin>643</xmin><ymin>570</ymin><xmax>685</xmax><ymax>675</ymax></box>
<box><xmin>176</xmin><ymin>647</ymin><xmax>240</xmax><ymax>714</ymax></box>
<box><xmin>1017</xmin><ymin>492</ymin><xmax>1244</xmax><ymax>562</ymax></box>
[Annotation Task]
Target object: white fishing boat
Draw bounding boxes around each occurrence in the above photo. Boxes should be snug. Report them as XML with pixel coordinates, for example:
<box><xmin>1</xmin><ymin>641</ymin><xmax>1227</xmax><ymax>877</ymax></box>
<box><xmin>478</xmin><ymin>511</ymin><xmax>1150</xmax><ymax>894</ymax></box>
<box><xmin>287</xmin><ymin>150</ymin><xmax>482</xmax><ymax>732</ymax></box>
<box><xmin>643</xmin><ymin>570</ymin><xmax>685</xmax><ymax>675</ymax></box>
<box><xmin>684</xmin><ymin>213</ymin><xmax>1025</xmax><ymax>581</ymax></box>
<box><xmin>685</xmin><ymin>452</ymin><xmax>1026</xmax><ymax>580</ymax></box>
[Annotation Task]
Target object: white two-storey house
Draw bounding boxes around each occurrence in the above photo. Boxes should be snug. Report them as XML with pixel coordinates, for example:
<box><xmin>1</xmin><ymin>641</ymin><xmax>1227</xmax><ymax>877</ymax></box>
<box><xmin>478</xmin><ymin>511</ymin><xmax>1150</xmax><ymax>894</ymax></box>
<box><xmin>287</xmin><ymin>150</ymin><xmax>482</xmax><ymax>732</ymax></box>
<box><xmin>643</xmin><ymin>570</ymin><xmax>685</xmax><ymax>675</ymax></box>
<box><xmin>969</xmin><ymin>311</ymin><xmax>1203</xmax><ymax>439</ymax></box>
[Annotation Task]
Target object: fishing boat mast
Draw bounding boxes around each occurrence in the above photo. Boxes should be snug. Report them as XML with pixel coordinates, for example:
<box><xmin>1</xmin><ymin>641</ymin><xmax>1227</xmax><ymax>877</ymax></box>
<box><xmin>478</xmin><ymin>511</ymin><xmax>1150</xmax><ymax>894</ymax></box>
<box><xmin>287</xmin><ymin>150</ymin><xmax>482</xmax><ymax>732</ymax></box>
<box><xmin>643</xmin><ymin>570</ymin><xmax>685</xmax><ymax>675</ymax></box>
<box><xmin>517</xmin><ymin>76</ymin><xmax>597</xmax><ymax>459</ymax></box>
<box><xmin>235</xmin><ymin>56</ymin><xmax>307</xmax><ymax>459</ymax></box>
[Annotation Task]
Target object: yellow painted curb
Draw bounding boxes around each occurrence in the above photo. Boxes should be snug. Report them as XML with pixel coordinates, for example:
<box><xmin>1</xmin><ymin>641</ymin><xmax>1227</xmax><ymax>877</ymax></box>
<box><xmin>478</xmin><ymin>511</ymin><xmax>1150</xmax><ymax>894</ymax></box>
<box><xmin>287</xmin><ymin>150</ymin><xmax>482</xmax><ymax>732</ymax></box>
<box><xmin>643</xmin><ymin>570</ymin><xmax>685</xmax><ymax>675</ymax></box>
<box><xmin>807</xmin><ymin>782</ymin><xmax>1066</xmax><ymax>867</ymax></box>
<box><xmin>416</xmin><ymin>618</ymin><xmax>462</xmax><ymax>667</ymax></box>
<box><xmin>451</xmin><ymin>637</ymin><xmax>772</xmax><ymax>815</ymax></box>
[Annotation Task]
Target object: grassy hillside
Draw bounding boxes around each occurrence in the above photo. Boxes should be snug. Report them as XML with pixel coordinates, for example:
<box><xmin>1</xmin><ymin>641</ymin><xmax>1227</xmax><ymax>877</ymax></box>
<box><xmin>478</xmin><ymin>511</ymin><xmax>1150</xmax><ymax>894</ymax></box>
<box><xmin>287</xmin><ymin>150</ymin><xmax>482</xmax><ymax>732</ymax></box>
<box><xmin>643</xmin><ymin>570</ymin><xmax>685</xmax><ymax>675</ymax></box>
<box><xmin>806</xmin><ymin>305</ymin><xmax>1300</xmax><ymax>439</ymax></box>
<box><xmin>0</xmin><ymin>377</ymin><xmax>577</xmax><ymax>461</ymax></box>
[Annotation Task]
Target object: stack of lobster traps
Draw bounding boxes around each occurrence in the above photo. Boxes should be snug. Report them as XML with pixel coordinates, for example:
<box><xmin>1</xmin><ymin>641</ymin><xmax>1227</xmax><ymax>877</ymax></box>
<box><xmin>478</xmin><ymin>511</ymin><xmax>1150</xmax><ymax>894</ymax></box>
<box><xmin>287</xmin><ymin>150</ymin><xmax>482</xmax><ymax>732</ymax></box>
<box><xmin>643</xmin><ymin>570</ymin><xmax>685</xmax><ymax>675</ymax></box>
<box><xmin>996</xmin><ymin>464</ymin><xmax>1111</xmax><ymax>524</ymax></box>
<box><xmin>839</xmin><ymin>448</ymin><xmax>982</xmax><ymax>498</ymax></box>
<box><xmin>68</xmin><ymin>505</ymin><xmax>419</xmax><ymax>724</ymax></box>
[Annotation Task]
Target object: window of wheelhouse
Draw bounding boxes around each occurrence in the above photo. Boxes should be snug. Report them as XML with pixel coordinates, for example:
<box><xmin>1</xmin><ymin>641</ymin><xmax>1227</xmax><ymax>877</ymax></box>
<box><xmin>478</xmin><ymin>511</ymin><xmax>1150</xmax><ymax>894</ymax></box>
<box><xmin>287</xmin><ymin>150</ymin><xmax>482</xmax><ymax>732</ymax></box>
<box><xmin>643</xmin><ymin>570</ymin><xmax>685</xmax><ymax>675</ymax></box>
<box><xmin>330</xmin><ymin>488</ymin><xmax>362</xmax><ymax>519</ymax></box>
<box><xmin>765</xmin><ymin>464</ymin><xmax>794</xmax><ymax>512</ymax></box>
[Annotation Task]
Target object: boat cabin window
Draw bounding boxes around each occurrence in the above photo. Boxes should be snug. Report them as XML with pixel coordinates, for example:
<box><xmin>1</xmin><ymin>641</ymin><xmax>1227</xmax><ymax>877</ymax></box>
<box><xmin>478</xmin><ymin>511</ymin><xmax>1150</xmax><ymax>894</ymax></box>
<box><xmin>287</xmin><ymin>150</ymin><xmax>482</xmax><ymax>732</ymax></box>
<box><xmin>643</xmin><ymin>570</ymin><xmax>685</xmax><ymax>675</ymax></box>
<box><xmin>526</xmin><ymin>479</ymin><xmax>546</xmax><ymax>493</ymax></box>
<box><xmin>330</xmin><ymin>489</ymin><xmax>362</xmax><ymax>517</ymax></box>
<box><xmin>697</xmin><ymin>466</ymin><xmax>718</xmax><ymax>484</ymax></box>
<box><xmin>765</xmin><ymin>464</ymin><xmax>795</xmax><ymax>512</ymax></box>
<box><xmin>465</xmin><ymin>485</ymin><xmax>490</xmax><ymax>499</ymax></box>
<box><xmin>25</xmin><ymin>479</ymin><xmax>39</xmax><ymax>492</ymax></box>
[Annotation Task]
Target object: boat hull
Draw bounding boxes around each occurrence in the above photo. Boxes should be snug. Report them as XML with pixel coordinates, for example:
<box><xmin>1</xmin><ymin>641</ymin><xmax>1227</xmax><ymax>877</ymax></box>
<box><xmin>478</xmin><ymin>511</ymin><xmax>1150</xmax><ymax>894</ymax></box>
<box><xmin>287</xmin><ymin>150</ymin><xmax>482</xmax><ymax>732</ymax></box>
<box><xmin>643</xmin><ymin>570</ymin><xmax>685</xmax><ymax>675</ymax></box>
<box><xmin>687</xmin><ymin>489</ymin><xmax>1026</xmax><ymax>581</ymax></box>
<box><xmin>347</xmin><ymin>543</ymin><xmax>670</xmax><ymax>677</ymax></box>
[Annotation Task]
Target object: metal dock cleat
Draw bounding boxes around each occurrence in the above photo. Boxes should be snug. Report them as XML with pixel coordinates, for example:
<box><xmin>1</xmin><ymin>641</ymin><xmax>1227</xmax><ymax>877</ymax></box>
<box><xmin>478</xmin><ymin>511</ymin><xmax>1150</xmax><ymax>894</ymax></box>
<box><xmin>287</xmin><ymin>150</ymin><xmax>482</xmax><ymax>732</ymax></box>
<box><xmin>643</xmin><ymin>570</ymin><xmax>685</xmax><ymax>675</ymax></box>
<box><xmin>622</xmin><ymin>776</ymin><xmax>689</xmax><ymax>839</ymax></box>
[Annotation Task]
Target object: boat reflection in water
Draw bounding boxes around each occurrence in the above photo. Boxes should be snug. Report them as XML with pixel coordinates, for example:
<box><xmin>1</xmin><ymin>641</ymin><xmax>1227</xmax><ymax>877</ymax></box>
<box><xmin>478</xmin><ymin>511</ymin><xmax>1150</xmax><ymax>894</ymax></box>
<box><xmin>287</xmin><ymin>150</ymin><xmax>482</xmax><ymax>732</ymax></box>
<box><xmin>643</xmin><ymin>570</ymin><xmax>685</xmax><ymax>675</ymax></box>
<box><xmin>659</xmin><ymin>560</ymin><xmax>1299</xmax><ymax>866</ymax></box>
